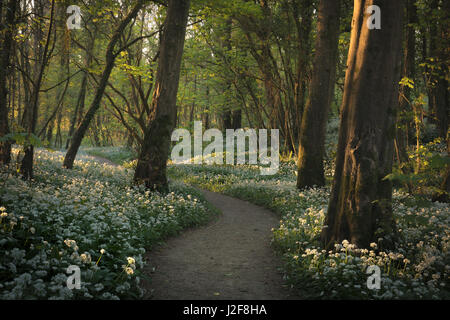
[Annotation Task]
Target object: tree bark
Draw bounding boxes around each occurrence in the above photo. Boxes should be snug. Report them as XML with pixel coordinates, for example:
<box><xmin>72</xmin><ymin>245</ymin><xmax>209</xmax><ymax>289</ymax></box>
<box><xmin>296</xmin><ymin>0</ymin><xmax>341</xmax><ymax>189</ymax></box>
<box><xmin>63</xmin><ymin>0</ymin><xmax>147</xmax><ymax>169</ymax></box>
<box><xmin>134</xmin><ymin>0</ymin><xmax>190</xmax><ymax>192</ymax></box>
<box><xmin>20</xmin><ymin>0</ymin><xmax>55</xmax><ymax>179</ymax></box>
<box><xmin>322</xmin><ymin>0</ymin><xmax>404</xmax><ymax>250</ymax></box>
<box><xmin>0</xmin><ymin>0</ymin><xmax>18</xmax><ymax>165</ymax></box>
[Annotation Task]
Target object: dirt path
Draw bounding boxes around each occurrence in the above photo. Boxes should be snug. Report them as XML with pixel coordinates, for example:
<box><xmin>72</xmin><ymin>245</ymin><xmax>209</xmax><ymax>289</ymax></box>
<box><xmin>142</xmin><ymin>190</ymin><xmax>300</xmax><ymax>300</ymax></box>
<box><xmin>87</xmin><ymin>156</ymin><xmax>297</xmax><ymax>299</ymax></box>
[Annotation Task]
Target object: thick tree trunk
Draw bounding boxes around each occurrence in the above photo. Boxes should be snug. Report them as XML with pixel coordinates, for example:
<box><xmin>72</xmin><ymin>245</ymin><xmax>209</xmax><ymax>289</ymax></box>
<box><xmin>0</xmin><ymin>0</ymin><xmax>18</xmax><ymax>165</ymax></box>
<box><xmin>322</xmin><ymin>0</ymin><xmax>404</xmax><ymax>250</ymax></box>
<box><xmin>296</xmin><ymin>0</ymin><xmax>341</xmax><ymax>189</ymax></box>
<box><xmin>292</xmin><ymin>0</ymin><xmax>314</xmax><ymax>150</ymax></box>
<box><xmin>134</xmin><ymin>0</ymin><xmax>190</xmax><ymax>192</ymax></box>
<box><xmin>63</xmin><ymin>0</ymin><xmax>147</xmax><ymax>169</ymax></box>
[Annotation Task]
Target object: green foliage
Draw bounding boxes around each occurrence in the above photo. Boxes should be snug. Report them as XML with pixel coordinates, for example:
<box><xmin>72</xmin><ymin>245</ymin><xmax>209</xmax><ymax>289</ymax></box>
<box><xmin>0</xmin><ymin>133</ymin><xmax>42</xmax><ymax>148</ymax></box>
<box><xmin>0</xmin><ymin>148</ymin><xmax>216</xmax><ymax>299</ymax></box>
<box><xmin>387</xmin><ymin>138</ymin><xmax>449</xmax><ymax>197</ymax></box>
<box><xmin>171</xmin><ymin>161</ymin><xmax>449</xmax><ymax>299</ymax></box>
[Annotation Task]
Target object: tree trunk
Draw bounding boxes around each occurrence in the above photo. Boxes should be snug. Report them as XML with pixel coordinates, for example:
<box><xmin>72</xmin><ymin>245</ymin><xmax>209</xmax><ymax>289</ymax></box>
<box><xmin>432</xmin><ymin>0</ymin><xmax>449</xmax><ymax>140</ymax></box>
<box><xmin>134</xmin><ymin>0</ymin><xmax>190</xmax><ymax>192</ymax></box>
<box><xmin>0</xmin><ymin>0</ymin><xmax>18</xmax><ymax>165</ymax></box>
<box><xmin>396</xmin><ymin>0</ymin><xmax>417</xmax><ymax>165</ymax></box>
<box><xmin>296</xmin><ymin>0</ymin><xmax>341</xmax><ymax>189</ymax></box>
<box><xmin>322</xmin><ymin>0</ymin><xmax>404</xmax><ymax>250</ymax></box>
<box><xmin>20</xmin><ymin>0</ymin><xmax>55</xmax><ymax>180</ymax></box>
<box><xmin>66</xmin><ymin>34</ymin><xmax>96</xmax><ymax>149</ymax></box>
<box><xmin>63</xmin><ymin>0</ymin><xmax>147</xmax><ymax>169</ymax></box>
<box><xmin>221</xmin><ymin>18</ymin><xmax>233</xmax><ymax>131</ymax></box>
<box><xmin>232</xmin><ymin>109</ymin><xmax>242</xmax><ymax>130</ymax></box>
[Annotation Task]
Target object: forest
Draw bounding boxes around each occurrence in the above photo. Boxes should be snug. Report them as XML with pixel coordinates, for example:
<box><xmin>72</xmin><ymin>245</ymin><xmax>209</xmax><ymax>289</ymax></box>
<box><xmin>0</xmin><ymin>0</ymin><xmax>449</xmax><ymax>302</ymax></box>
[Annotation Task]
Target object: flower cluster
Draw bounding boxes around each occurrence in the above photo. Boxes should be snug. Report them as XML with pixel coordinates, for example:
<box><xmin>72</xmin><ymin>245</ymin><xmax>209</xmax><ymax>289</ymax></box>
<box><xmin>172</xmin><ymin>143</ymin><xmax>449</xmax><ymax>299</ymax></box>
<box><xmin>0</xmin><ymin>148</ymin><xmax>215</xmax><ymax>299</ymax></box>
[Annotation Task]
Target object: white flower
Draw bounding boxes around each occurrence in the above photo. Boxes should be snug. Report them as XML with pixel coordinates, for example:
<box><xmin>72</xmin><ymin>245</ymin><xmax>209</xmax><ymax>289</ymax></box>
<box><xmin>81</xmin><ymin>253</ymin><xmax>91</xmax><ymax>264</ymax></box>
<box><xmin>29</xmin><ymin>227</ymin><xmax>35</xmax><ymax>234</ymax></box>
<box><xmin>125</xmin><ymin>267</ymin><xmax>134</xmax><ymax>275</ymax></box>
<box><xmin>370</xmin><ymin>242</ymin><xmax>377</xmax><ymax>248</ymax></box>
<box><xmin>100</xmin><ymin>249</ymin><xmax>106</xmax><ymax>254</ymax></box>
<box><xmin>127</xmin><ymin>257</ymin><xmax>135</xmax><ymax>265</ymax></box>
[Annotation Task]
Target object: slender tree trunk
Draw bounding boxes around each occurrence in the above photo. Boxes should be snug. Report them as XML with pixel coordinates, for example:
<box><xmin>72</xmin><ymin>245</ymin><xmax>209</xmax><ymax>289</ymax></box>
<box><xmin>221</xmin><ymin>18</ymin><xmax>233</xmax><ymax>131</ymax></box>
<box><xmin>63</xmin><ymin>0</ymin><xmax>147</xmax><ymax>169</ymax></box>
<box><xmin>66</xmin><ymin>34</ymin><xmax>96</xmax><ymax>149</ymax></box>
<box><xmin>432</xmin><ymin>0</ymin><xmax>449</xmax><ymax>140</ymax></box>
<box><xmin>55</xmin><ymin>106</ymin><xmax>63</xmax><ymax>149</ymax></box>
<box><xmin>134</xmin><ymin>0</ymin><xmax>190</xmax><ymax>192</ymax></box>
<box><xmin>232</xmin><ymin>109</ymin><xmax>242</xmax><ymax>130</ymax></box>
<box><xmin>20</xmin><ymin>0</ymin><xmax>55</xmax><ymax>179</ymax></box>
<box><xmin>322</xmin><ymin>0</ymin><xmax>404</xmax><ymax>250</ymax></box>
<box><xmin>297</xmin><ymin>0</ymin><xmax>341</xmax><ymax>189</ymax></box>
<box><xmin>0</xmin><ymin>0</ymin><xmax>18</xmax><ymax>165</ymax></box>
<box><xmin>46</xmin><ymin>117</ymin><xmax>55</xmax><ymax>146</ymax></box>
<box><xmin>203</xmin><ymin>84</ymin><xmax>210</xmax><ymax>129</ymax></box>
<box><xmin>396</xmin><ymin>0</ymin><xmax>417</xmax><ymax>165</ymax></box>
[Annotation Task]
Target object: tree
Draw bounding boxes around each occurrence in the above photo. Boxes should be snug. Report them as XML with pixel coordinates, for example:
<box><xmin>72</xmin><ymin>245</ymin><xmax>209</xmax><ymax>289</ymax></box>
<box><xmin>134</xmin><ymin>0</ymin><xmax>191</xmax><ymax>192</ymax></box>
<box><xmin>296</xmin><ymin>0</ymin><xmax>341</xmax><ymax>189</ymax></box>
<box><xmin>0</xmin><ymin>0</ymin><xmax>18</xmax><ymax>165</ymax></box>
<box><xmin>322</xmin><ymin>0</ymin><xmax>405</xmax><ymax>249</ymax></box>
<box><xmin>63</xmin><ymin>0</ymin><xmax>149</xmax><ymax>169</ymax></box>
<box><xmin>66</xmin><ymin>30</ymin><xmax>97</xmax><ymax>150</ymax></box>
<box><xmin>396</xmin><ymin>0</ymin><xmax>417</xmax><ymax>166</ymax></box>
<box><xmin>20</xmin><ymin>0</ymin><xmax>56</xmax><ymax>179</ymax></box>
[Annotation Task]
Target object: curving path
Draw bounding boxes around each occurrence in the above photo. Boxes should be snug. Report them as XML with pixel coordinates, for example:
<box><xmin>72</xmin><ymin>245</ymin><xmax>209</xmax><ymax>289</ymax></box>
<box><xmin>142</xmin><ymin>190</ymin><xmax>300</xmax><ymax>300</ymax></box>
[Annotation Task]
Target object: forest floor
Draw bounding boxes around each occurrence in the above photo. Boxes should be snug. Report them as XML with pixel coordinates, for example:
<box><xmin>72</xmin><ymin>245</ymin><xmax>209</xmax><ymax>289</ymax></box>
<box><xmin>83</xmin><ymin>148</ymin><xmax>449</xmax><ymax>299</ymax></box>
<box><xmin>88</xmin><ymin>154</ymin><xmax>298</xmax><ymax>300</ymax></box>
<box><xmin>142</xmin><ymin>190</ymin><xmax>299</xmax><ymax>300</ymax></box>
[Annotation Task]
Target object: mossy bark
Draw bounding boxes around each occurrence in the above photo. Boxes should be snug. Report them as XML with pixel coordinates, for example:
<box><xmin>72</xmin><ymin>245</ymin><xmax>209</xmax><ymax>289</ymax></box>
<box><xmin>322</xmin><ymin>0</ymin><xmax>404</xmax><ymax>250</ymax></box>
<box><xmin>133</xmin><ymin>0</ymin><xmax>190</xmax><ymax>193</ymax></box>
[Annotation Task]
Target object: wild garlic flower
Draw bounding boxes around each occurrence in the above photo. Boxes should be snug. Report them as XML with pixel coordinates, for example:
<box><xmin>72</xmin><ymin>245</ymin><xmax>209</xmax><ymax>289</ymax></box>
<box><xmin>125</xmin><ymin>267</ymin><xmax>134</xmax><ymax>275</ymax></box>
